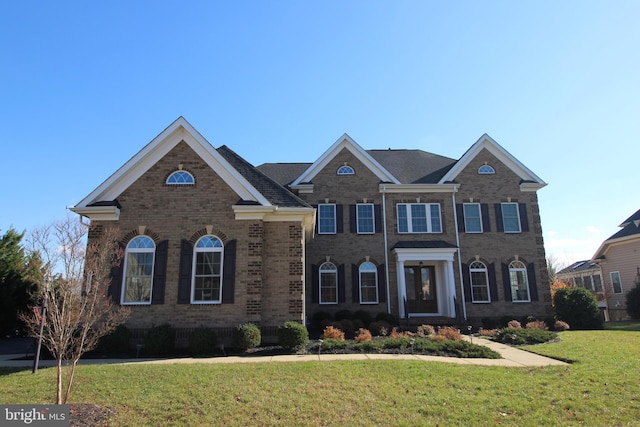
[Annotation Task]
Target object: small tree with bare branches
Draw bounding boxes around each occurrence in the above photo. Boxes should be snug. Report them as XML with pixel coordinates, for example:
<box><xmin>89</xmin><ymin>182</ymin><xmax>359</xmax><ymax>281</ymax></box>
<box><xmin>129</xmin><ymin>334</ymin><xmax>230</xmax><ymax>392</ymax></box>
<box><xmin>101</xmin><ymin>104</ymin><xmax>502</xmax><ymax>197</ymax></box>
<box><xmin>21</xmin><ymin>215</ymin><xmax>130</xmax><ymax>404</ymax></box>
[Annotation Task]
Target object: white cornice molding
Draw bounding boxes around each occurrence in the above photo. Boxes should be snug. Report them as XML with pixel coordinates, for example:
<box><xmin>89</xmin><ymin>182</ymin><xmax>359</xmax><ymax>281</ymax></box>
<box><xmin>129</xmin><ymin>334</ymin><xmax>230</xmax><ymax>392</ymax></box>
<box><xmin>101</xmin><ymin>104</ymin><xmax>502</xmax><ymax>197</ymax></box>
<box><xmin>439</xmin><ymin>134</ymin><xmax>547</xmax><ymax>189</ymax></box>
<box><xmin>290</xmin><ymin>183</ymin><xmax>314</xmax><ymax>194</ymax></box>
<box><xmin>291</xmin><ymin>134</ymin><xmax>400</xmax><ymax>186</ymax></box>
<box><xmin>69</xmin><ymin>206</ymin><xmax>120</xmax><ymax>221</ymax></box>
<box><xmin>520</xmin><ymin>182</ymin><xmax>547</xmax><ymax>192</ymax></box>
<box><xmin>379</xmin><ymin>183</ymin><xmax>459</xmax><ymax>193</ymax></box>
<box><xmin>393</xmin><ymin>246</ymin><xmax>457</xmax><ymax>262</ymax></box>
<box><xmin>73</xmin><ymin>117</ymin><xmax>271</xmax><ymax>209</ymax></box>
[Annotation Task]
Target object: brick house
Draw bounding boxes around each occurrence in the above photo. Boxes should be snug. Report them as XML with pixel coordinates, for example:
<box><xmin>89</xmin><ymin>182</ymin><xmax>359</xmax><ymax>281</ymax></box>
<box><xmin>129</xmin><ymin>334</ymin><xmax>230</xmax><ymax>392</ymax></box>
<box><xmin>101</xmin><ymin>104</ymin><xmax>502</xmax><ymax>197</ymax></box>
<box><xmin>72</xmin><ymin>117</ymin><xmax>551</xmax><ymax>340</ymax></box>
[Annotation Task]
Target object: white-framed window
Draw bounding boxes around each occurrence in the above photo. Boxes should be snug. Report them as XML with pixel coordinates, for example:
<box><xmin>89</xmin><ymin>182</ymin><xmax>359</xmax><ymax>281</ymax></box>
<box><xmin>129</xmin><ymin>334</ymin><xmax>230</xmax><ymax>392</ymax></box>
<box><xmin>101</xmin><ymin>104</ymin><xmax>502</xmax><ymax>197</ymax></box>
<box><xmin>501</xmin><ymin>203</ymin><xmax>521</xmax><ymax>233</ymax></box>
<box><xmin>191</xmin><ymin>236</ymin><xmax>224</xmax><ymax>304</ymax></box>
<box><xmin>319</xmin><ymin>262</ymin><xmax>338</xmax><ymax>304</ymax></box>
<box><xmin>478</xmin><ymin>164</ymin><xmax>495</xmax><ymax>174</ymax></box>
<box><xmin>593</xmin><ymin>274</ymin><xmax>603</xmax><ymax>292</ymax></box>
<box><xmin>166</xmin><ymin>170</ymin><xmax>195</xmax><ymax>185</ymax></box>
<box><xmin>463</xmin><ymin>203</ymin><xmax>482</xmax><ymax>233</ymax></box>
<box><xmin>509</xmin><ymin>260</ymin><xmax>530</xmax><ymax>302</ymax></box>
<box><xmin>397</xmin><ymin>203</ymin><xmax>442</xmax><ymax>233</ymax></box>
<box><xmin>337</xmin><ymin>165</ymin><xmax>355</xmax><ymax>175</ymax></box>
<box><xmin>469</xmin><ymin>261</ymin><xmax>490</xmax><ymax>302</ymax></box>
<box><xmin>610</xmin><ymin>271</ymin><xmax>623</xmax><ymax>294</ymax></box>
<box><xmin>318</xmin><ymin>204</ymin><xmax>336</xmax><ymax>234</ymax></box>
<box><xmin>359</xmin><ymin>262</ymin><xmax>378</xmax><ymax>304</ymax></box>
<box><xmin>582</xmin><ymin>275</ymin><xmax>593</xmax><ymax>291</ymax></box>
<box><xmin>122</xmin><ymin>236</ymin><xmax>155</xmax><ymax>304</ymax></box>
<box><xmin>357</xmin><ymin>203</ymin><xmax>375</xmax><ymax>234</ymax></box>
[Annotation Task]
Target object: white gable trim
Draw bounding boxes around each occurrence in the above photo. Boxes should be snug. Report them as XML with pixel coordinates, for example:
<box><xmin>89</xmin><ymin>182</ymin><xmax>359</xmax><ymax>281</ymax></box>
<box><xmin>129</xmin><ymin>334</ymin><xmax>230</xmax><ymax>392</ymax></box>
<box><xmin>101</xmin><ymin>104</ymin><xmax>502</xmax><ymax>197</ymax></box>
<box><xmin>73</xmin><ymin>117</ymin><xmax>271</xmax><ymax>209</ymax></box>
<box><xmin>439</xmin><ymin>134</ymin><xmax>547</xmax><ymax>188</ymax></box>
<box><xmin>291</xmin><ymin>133</ymin><xmax>400</xmax><ymax>186</ymax></box>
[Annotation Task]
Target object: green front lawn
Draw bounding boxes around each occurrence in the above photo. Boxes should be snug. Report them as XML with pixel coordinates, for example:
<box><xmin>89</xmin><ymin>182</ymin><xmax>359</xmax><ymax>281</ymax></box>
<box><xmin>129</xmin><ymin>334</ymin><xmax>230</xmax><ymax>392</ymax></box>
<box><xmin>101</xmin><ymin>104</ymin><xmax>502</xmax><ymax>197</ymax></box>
<box><xmin>2</xmin><ymin>324</ymin><xmax>640</xmax><ymax>426</ymax></box>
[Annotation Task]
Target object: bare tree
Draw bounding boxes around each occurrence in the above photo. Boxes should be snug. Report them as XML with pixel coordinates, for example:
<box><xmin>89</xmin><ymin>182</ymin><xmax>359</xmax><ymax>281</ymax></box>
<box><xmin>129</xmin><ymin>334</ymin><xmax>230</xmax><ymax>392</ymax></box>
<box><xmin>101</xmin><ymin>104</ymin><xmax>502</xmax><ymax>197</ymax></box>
<box><xmin>21</xmin><ymin>215</ymin><xmax>129</xmax><ymax>404</ymax></box>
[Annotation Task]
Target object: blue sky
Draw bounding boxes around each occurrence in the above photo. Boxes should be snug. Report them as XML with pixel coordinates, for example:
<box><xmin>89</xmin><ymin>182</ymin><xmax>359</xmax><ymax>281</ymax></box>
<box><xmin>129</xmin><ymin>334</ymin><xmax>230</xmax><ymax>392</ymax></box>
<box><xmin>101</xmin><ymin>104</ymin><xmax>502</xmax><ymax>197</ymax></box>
<box><xmin>1</xmin><ymin>1</ymin><xmax>638</xmax><ymax>268</ymax></box>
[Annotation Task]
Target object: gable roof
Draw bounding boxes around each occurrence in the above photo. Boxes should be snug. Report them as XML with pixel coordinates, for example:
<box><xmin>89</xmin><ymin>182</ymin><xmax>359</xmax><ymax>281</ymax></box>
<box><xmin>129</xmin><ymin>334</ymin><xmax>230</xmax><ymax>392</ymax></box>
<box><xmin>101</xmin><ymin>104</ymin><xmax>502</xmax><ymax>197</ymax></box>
<box><xmin>256</xmin><ymin>163</ymin><xmax>312</xmax><ymax>186</ymax></box>
<box><xmin>557</xmin><ymin>260</ymin><xmax>601</xmax><ymax>276</ymax></box>
<box><xmin>592</xmin><ymin>208</ymin><xmax>640</xmax><ymax>260</ymax></box>
<box><xmin>619</xmin><ymin>208</ymin><xmax>640</xmax><ymax>227</ymax></box>
<box><xmin>290</xmin><ymin>133</ymin><xmax>401</xmax><ymax>186</ymax></box>
<box><xmin>72</xmin><ymin>117</ymin><xmax>274</xmax><ymax>213</ymax></box>
<box><xmin>368</xmin><ymin>149</ymin><xmax>456</xmax><ymax>184</ymax></box>
<box><xmin>438</xmin><ymin>134</ymin><xmax>547</xmax><ymax>189</ymax></box>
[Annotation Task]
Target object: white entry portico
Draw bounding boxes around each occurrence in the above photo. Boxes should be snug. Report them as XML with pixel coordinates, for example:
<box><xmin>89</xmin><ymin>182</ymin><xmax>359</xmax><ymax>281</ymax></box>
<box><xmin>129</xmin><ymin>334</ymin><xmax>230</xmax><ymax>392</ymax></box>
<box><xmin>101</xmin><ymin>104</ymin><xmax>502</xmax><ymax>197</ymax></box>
<box><xmin>392</xmin><ymin>242</ymin><xmax>458</xmax><ymax>319</ymax></box>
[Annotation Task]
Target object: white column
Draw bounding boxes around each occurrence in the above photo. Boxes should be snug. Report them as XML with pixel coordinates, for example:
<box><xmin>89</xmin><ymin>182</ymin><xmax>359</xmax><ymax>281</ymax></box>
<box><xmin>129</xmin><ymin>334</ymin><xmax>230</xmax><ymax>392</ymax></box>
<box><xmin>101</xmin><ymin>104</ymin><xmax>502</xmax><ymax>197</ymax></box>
<box><xmin>396</xmin><ymin>260</ymin><xmax>406</xmax><ymax>318</ymax></box>
<box><xmin>445</xmin><ymin>260</ymin><xmax>456</xmax><ymax>317</ymax></box>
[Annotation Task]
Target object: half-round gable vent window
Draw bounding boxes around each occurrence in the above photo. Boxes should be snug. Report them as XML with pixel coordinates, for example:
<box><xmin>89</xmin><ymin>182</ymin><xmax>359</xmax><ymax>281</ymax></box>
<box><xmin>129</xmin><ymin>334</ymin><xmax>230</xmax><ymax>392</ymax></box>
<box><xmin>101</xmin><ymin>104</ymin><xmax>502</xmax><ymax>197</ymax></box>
<box><xmin>166</xmin><ymin>170</ymin><xmax>195</xmax><ymax>185</ymax></box>
<box><xmin>478</xmin><ymin>164</ymin><xmax>495</xmax><ymax>175</ymax></box>
<box><xmin>337</xmin><ymin>165</ymin><xmax>355</xmax><ymax>175</ymax></box>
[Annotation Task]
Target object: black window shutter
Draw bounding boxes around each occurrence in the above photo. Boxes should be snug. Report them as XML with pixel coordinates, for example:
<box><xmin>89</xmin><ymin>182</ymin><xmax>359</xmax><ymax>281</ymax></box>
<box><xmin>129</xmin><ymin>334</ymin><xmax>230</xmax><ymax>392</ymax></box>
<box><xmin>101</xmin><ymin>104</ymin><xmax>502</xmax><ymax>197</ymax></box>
<box><xmin>336</xmin><ymin>205</ymin><xmax>344</xmax><ymax>234</ymax></box>
<box><xmin>481</xmin><ymin>204</ymin><xmax>491</xmax><ymax>232</ymax></box>
<box><xmin>502</xmin><ymin>263</ymin><xmax>513</xmax><ymax>301</ymax></box>
<box><xmin>519</xmin><ymin>203</ymin><xmax>529</xmax><ymax>232</ymax></box>
<box><xmin>456</xmin><ymin>204</ymin><xmax>465</xmax><ymax>232</ymax></box>
<box><xmin>338</xmin><ymin>264</ymin><xmax>346</xmax><ymax>302</ymax></box>
<box><xmin>462</xmin><ymin>263</ymin><xmax>471</xmax><ymax>302</ymax></box>
<box><xmin>311</xmin><ymin>264</ymin><xmax>319</xmax><ymax>303</ymax></box>
<box><xmin>109</xmin><ymin>241</ymin><xmax>125</xmax><ymax>304</ymax></box>
<box><xmin>177</xmin><ymin>239</ymin><xmax>193</xmax><ymax>304</ymax></box>
<box><xmin>349</xmin><ymin>205</ymin><xmax>357</xmax><ymax>233</ymax></box>
<box><xmin>374</xmin><ymin>204</ymin><xmax>382</xmax><ymax>233</ymax></box>
<box><xmin>495</xmin><ymin>204</ymin><xmax>504</xmax><ymax>232</ymax></box>
<box><xmin>488</xmin><ymin>263</ymin><xmax>499</xmax><ymax>302</ymax></box>
<box><xmin>312</xmin><ymin>205</ymin><xmax>318</xmax><ymax>234</ymax></box>
<box><xmin>527</xmin><ymin>262</ymin><xmax>538</xmax><ymax>301</ymax></box>
<box><xmin>222</xmin><ymin>239</ymin><xmax>237</xmax><ymax>304</ymax></box>
<box><xmin>351</xmin><ymin>264</ymin><xmax>359</xmax><ymax>303</ymax></box>
<box><xmin>151</xmin><ymin>240</ymin><xmax>168</xmax><ymax>304</ymax></box>
<box><xmin>377</xmin><ymin>264</ymin><xmax>386</xmax><ymax>303</ymax></box>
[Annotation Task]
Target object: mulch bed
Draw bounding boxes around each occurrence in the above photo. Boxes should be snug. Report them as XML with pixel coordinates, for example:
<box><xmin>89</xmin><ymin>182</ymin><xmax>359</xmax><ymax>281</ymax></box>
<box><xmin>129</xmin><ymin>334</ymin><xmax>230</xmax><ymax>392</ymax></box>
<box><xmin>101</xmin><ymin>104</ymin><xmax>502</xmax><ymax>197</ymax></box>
<box><xmin>70</xmin><ymin>404</ymin><xmax>116</xmax><ymax>427</ymax></box>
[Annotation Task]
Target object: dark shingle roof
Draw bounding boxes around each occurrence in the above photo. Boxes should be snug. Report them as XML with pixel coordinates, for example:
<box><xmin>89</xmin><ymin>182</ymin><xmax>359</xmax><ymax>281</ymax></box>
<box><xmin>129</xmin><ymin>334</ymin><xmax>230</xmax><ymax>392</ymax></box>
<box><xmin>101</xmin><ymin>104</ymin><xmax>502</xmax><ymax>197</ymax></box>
<box><xmin>367</xmin><ymin>150</ymin><xmax>457</xmax><ymax>184</ymax></box>
<box><xmin>557</xmin><ymin>260</ymin><xmax>600</xmax><ymax>275</ymax></box>
<box><xmin>620</xmin><ymin>209</ymin><xmax>640</xmax><ymax>227</ymax></box>
<box><xmin>216</xmin><ymin>146</ymin><xmax>311</xmax><ymax>208</ymax></box>
<box><xmin>607</xmin><ymin>221</ymin><xmax>640</xmax><ymax>241</ymax></box>
<box><xmin>256</xmin><ymin>163</ymin><xmax>312</xmax><ymax>186</ymax></box>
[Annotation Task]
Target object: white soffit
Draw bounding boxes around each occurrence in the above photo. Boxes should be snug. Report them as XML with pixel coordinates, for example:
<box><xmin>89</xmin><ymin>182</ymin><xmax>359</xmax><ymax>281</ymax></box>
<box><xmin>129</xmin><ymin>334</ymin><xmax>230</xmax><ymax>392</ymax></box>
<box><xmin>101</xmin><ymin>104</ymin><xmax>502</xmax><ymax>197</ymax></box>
<box><xmin>73</xmin><ymin>117</ymin><xmax>271</xmax><ymax>208</ymax></box>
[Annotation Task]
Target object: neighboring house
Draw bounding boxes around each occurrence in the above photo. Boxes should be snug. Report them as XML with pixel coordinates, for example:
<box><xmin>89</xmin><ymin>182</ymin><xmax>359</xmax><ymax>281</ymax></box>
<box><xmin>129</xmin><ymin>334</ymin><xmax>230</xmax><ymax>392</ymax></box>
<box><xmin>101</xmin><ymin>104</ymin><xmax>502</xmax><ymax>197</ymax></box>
<box><xmin>592</xmin><ymin>209</ymin><xmax>640</xmax><ymax>321</ymax></box>
<box><xmin>71</xmin><ymin>117</ymin><xmax>551</xmax><ymax>342</ymax></box>
<box><xmin>556</xmin><ymin>260</ymin><xmax>608</xmax><ymax>320</ymax></box>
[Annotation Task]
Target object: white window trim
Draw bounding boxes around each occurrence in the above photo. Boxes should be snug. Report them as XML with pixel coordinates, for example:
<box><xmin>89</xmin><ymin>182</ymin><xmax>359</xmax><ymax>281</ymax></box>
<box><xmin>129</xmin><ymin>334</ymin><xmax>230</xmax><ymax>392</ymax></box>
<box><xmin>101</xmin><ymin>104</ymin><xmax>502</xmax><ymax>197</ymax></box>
<box><xmin>318</xmin><ymin>204</ymin><xmax>337</xmax><ymax>234</ymax></box>
<box><xmin>463</xmin><ymin>203</ymin><xmax>483</xmax><ymax>233</ymax></box>
<box><xmin>356</xmin><ymin>203</ymin><xmax>375</xmax><ymax>234</ymax></box>
<box><xmin>337</xmin><ymin>165</ymin><xmax>355</xmax><ymax>175</ymax></box>
<box><xmin>319</xmin><ymin>262</ymin><xmax>338</xmax><ymax>304</ymax></box>
<box><xmin>121</xmin><ymin>236</ymin><xmax>155</xmax><ymax>305</ymax></box>
<box><xmin>359</xmin><ymin>262</ymin><xmax>379</xmax><ymax>304</ymax></box>
<box><xmin>610</xmin><ymin>271</ymin><xmax>623</xmax><ymax>294</ymax></box>
<box><xmin>469</xmin><ymin>261</ymin><xmax>490</xmax><ymax>303</ymax></box>
<box><xmin>191</xmin><ymin>236</ymin><xmax>224</xmax><ymax>304</ymax></box>
<box><xmin>501</xmin><ymin>203</ymin><xmax>522</xmax><ymax>233</ymax></box>
<box><xmin>509</xmin><ymin>261</ymin><xmax>530</xmax><ymax>302</ymax></box>
<box><xmin>397</xmin><ymin>203</ymin><xmax>442</xmax><ymax>234</ymax></box>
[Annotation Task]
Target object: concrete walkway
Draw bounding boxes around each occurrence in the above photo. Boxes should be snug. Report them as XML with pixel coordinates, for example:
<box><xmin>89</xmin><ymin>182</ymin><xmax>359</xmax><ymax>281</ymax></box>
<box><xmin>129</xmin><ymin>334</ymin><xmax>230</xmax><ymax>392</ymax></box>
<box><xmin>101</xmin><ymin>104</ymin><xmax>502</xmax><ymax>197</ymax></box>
<box><xmin>0</xmin><ymin>336</ymin><xmax>567</xmax><ymax>369</ymax></box>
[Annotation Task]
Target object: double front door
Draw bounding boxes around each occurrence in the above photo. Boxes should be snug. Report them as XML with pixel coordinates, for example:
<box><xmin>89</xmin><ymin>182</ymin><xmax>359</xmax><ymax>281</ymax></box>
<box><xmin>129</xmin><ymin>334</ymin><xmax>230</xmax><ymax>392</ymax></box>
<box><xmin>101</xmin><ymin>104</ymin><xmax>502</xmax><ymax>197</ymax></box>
<box><xmin>404</xmin><ymin>265</ymin><xmax>438</xmax><ymax>313</ymax></box>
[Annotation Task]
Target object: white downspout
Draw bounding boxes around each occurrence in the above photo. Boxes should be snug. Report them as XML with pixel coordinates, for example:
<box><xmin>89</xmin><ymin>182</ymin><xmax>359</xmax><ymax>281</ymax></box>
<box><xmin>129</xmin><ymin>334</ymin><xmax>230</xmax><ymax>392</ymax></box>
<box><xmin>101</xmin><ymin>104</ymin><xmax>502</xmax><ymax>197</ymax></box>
<box><xmin>382</xmin><ymin>186</ymin><xmax>392</xmax><ymax>314</ymax></box>
<box><xmin>452</xmin><ymin>190</ymin><xmax>467</xmax><ymax>321</ymax></box>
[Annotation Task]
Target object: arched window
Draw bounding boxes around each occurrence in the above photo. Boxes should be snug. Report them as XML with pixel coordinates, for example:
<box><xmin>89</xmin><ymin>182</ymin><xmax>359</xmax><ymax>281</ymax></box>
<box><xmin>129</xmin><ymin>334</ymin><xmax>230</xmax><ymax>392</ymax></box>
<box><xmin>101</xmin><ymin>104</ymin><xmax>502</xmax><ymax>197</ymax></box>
<box><xmin>478</xmin><ymin>164</ymin><xmax>495</xmax><ymax>174</ymax></box>
<box><xmin>337</xmin><ymin>165</ymin><xmax>355</xmax><ymax>175</ymax></box>
<box><xmin>319</xmin><ymin>262</ymin><xmax>338</xmax><ymax>304</ymax></box>
<box><xmin>469</xmin><ymin>261</ymin><xmax>490</xmax><ymax>302</ymax></box>
<box><xmin>122</xmin><ymin>236</ymin><xmax>155</xmax><ymax>304</ymax></box>
<box><xmin>192</xmin><ymin>236</ymin><xmax>224</xmax><ymax>303</ymax></box>
<box><xmin>509</xmin><ymin>260</ymin><xmax>530</xmax><ymax>302</ymax></box>
<box><xmin>359</xmin><ymin>262</ymin><xmax>378</xmax><ymax>304</ymax></box>
<box><xmin>166</xmin><ymin>170</ymin><xmax>195</xmax><ymax>185</ymax></box>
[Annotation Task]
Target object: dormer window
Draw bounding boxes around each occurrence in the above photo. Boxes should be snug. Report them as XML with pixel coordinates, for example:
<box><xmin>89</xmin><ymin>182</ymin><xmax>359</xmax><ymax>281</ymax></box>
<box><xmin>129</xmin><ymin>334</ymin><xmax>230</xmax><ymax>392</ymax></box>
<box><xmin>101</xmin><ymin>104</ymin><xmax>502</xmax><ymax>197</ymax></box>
<box><xmin>166</xmin><ymin>170</ymin><xmax>195</xmax><ymax>185</ymax></box>
<box><xmin>337</xmin><ymin>165</ymin><xmax>355</xmax><ymax>175</ymax></box>
<box><xmin>478</xmin><ymin>164</ymin><xmax>495</xmax><ymax>175</ymax></box>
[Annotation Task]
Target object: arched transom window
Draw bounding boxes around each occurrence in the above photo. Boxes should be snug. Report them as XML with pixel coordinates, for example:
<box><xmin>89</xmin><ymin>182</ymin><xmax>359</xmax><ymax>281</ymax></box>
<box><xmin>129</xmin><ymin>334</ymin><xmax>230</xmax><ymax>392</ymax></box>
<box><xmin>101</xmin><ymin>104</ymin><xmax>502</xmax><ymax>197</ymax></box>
<box><xmin>191</xmin><ymin>236</ymin><xmax>224</xmax><ymax>303</ymax></box>
<box><xmin>337</xmin><ymin>165</ymin><xmax>355</xmax><ymax>175</ymax></box>
<box><xmin>122</xmin><ymin>236</ymin><xmax>155</xmax><ymax>304</ymax></box>
<box><xmin>166</xmin><ymin>170</ymin><xmax>195</xmax><ymax>185</ymax></box>
<box><xmin>478</xmin><ymin>164</ymin><xmax>495</xmax><ymax>174</ymax></box>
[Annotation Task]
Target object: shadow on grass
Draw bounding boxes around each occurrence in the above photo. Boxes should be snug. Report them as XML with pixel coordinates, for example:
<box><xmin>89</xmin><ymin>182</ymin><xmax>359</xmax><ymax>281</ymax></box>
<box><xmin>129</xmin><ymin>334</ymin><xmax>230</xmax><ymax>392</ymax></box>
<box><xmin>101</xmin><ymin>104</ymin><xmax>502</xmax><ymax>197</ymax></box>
<box><xmin>605</xmin><ymin>321</ymin><xmax>640</xmax><ymax>331</ymax></box>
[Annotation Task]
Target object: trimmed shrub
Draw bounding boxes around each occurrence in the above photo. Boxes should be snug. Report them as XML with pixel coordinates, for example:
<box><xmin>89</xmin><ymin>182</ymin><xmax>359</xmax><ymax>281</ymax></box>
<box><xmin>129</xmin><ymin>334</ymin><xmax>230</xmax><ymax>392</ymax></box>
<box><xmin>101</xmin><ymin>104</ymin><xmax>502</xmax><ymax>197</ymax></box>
<box><xmin>96</xmin><ymin>324</ymin><xmax>131</xmax><ymax>355</ymax></box>
<box><xmin>188</xmin><ymin>328</ymin><xmax>218</xmax><ymax>356</ymax></box>
<box><xmin>553</xmin><ymin>287</ymin><xmax>604</xmax><ymax>329</ymax></box>
<box><xmin>478</xmin><ymin>328</ymin><xmax>497</xmax><ymax>337</ymax></box>
<box><xmin>321</xmin><ymin>325</ymin><xmax>345</xmax><ymax>341</ymax></box>
<box><xmin>525</xmin><ymin>320</ymin><xmax>548</xmax><ymax>331</ymax></box>
<box><xmin>438</xmin><ymin>326</ymin><xmax>462</xmax><ymax>340</ymax></box>
<box><xmin>278</xmin><ymin>321</ymin><xmax>309</xmax><ymax>351</ymax></box>
<box><xmin>355</xmin><ymin>328</ymin><xmax>372</xmax><ymax>343</ymax></box>
<box><xmin>417</xmin><ymin>324</ymin><xmax>435</xmax><ymax>337</ymax></box>
<box><xmin>311</xmin><ymin>311</ymin><xmax>333</xmax><ymax>329</ymax></box>
<box><xmin>232</xmin><ymin>323</ymin><xmax>261</xmax><ymax>352</ymax></box>
<box><xmin>438</xmin><ymin>340</ymin><xmax>501</xmax><ymax>359</ymax></box>
<box><xmin>353</xmin><ymin>339</ymin><xmax>382</xmax><ymax>352</ymax></box>
<box><xmin>495</xmin><ymin>327</ymin><xmax>557</xmax><ymax>345</ymax></box>
<box><xmin>554</xmin><ymin>320</ymin><xmax>570</xmax><ymax>331</ymax></box>
<box><xmin>507</xmin><ymin>320</ymin><xmax>522</xmax><ymax>329</ymax></box>
<box><xmin>318</xmin><ymin>338</ymin><xmax>349</xmax><ymax>351</ymax></box>
<box><xmin>144</xmin><ymin>324</ymin><xmax>175</xmax><ymax>356</ymax></box>
<box><xmin>375</xmin><ymin>312</ymin><xmax>399</xmax><ymax>326</ymax></box>
<box><xmin>369</xmin><ymin>320</ymin><xmax>391</xmax><ymax>336</ymax></box>
<box><xmin>338</xmin><ymin>319</ymin><xmax>355</xmax><ymax>339</ymax></box>
<box><xmin>626</xmin><ymin>283</ymin><xmax>640</xmax><ymax>319</ymax></box>
<box><xmin>353</xmin><ymin>310</ymin><xmax>373</xmax><ymax>327</ymax></box>
<box><xmin>334</xmin><ymin>310</ymin><xmax>353</xmax><ymax>321</ymax></box>
<box><xmin>481</xmin><ymin>317</ymin><xmax>497</xmax><ymax>330</ymax></box>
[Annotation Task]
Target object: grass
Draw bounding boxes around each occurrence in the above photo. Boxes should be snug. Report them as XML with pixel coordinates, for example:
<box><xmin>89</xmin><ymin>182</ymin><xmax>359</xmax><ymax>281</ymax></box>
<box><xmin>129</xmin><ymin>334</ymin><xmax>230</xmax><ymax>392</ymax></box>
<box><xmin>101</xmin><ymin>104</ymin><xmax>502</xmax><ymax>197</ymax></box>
<box><xmin>2</xmin><ymin>324</ymin><xmax>640</xmax><ymax>426</ymax></box>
